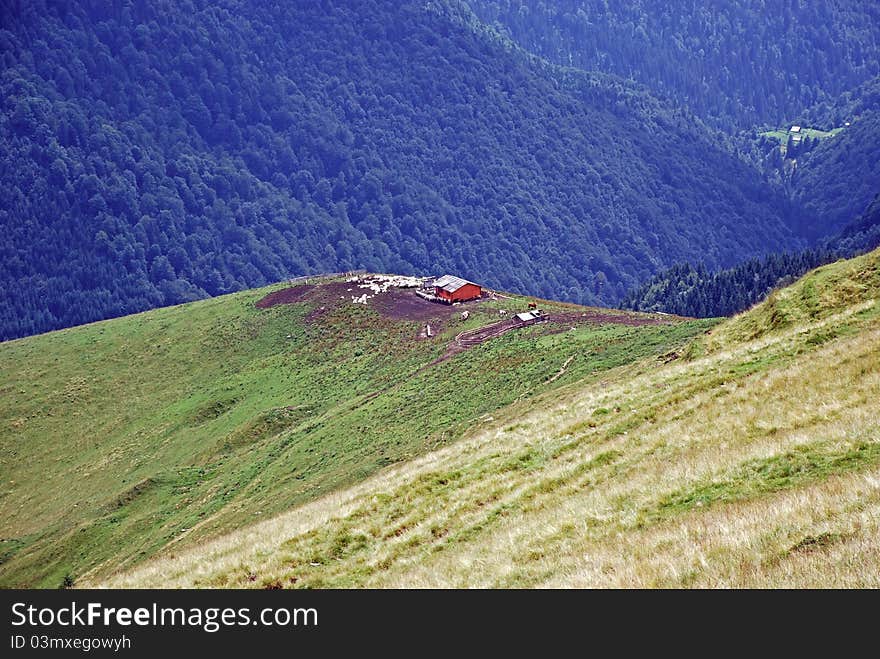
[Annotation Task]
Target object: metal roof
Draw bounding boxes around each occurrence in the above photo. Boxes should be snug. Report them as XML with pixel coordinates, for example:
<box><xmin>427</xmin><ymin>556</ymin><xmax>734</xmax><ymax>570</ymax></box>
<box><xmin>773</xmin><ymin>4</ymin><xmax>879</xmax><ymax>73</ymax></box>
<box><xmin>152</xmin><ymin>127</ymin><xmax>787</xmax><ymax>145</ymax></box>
<box><xmin>516</xmin><ymin>312</ymin><xmax>537</xmax><ymax>322</ymax></box>
<box><xmin>433</xmin><ymin>274</ymin><xmax>479</xmax><ymax>293</ymax></box>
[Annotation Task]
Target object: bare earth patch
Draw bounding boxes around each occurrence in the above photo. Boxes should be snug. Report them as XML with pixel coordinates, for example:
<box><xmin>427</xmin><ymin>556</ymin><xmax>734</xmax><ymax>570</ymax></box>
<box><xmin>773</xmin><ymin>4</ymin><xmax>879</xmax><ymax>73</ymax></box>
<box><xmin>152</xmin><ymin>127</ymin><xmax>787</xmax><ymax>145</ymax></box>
<box><xmin>254</xmin><ymin>284</ymin><xmax>316</xmax><ymax>309</ymax></box>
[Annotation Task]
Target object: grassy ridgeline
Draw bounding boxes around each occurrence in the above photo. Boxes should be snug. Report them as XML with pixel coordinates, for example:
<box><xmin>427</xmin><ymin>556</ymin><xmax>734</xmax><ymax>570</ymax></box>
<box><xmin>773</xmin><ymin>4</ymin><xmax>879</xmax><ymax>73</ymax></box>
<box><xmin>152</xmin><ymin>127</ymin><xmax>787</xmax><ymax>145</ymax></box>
<box><xmin>97</xmin><ymin>248</ymin><xmax>880</xmax><ymax>588</ymax></box>
<box><xmin>0</xmin><ymin>278</ymin><xmax>705</xmax><ymax>587</ymax></box>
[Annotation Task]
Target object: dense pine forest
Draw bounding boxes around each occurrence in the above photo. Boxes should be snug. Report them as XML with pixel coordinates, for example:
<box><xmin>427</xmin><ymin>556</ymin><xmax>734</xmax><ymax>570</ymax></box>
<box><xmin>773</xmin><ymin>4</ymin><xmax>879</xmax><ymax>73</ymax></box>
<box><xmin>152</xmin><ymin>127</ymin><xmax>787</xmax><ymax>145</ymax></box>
<box><xmin>1</xmin><ymin>0</ymin><xmax>879</xmax><ymax>339</ymax></box>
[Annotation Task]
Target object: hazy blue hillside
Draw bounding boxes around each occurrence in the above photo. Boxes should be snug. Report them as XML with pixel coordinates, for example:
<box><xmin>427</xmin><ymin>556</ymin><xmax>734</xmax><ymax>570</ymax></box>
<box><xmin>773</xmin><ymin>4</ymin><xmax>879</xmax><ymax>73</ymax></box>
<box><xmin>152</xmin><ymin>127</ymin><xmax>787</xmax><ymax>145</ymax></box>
<box><xmin>790</xmin><ymin>110</ymin><xmax>880</xmax><ymax>238</ymax></box>
<box><xmin>468</xmin><ymin>0</ymin><xmax>880</xmax><ymax>130</ymax></box>
<box><xmin>0</xmin><ymin>0</ymin><xmax>801</xmax><ymax>340</ymax></box>
<box><xmin>622</xmin><ymin>194</ymin><xmax>880</xmax><ymax>317</ymax></box>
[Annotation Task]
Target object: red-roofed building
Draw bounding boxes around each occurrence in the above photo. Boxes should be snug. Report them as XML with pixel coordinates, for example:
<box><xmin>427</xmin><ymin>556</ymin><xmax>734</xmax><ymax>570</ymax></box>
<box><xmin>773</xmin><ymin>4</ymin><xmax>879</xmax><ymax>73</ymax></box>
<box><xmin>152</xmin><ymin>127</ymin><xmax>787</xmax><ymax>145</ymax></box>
<box><xmin>432</xmin><ymin>274</ymin><xmax>482</xmax><ymax>303</ymax></box>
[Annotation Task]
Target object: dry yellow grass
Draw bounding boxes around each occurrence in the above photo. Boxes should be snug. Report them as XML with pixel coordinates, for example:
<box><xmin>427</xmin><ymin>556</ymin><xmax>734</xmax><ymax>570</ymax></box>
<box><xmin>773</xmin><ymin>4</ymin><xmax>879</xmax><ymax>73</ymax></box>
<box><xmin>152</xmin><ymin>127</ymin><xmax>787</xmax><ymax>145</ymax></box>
<box><xmin>94</xmin><ymin>279</ymin><xmax>880</xmax><ymax>588</ymax></box>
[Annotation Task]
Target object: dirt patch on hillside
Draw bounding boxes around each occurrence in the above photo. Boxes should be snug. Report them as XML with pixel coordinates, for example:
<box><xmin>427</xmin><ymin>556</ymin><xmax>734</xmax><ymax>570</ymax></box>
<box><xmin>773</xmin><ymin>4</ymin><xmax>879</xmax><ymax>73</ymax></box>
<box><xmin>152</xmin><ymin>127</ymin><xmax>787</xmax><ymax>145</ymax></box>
<box><xmin>370</xmin><ymin>288</ymin><xmax>482</xmax><ymax>322</ymax></box>
<box><xmin>255</xmin><ymin>285</ymin><xmax>316</xmax><ymax>309</ymax></box>
<box><xmin>257</xmin><ymin>277</ymin><xmax>484</xmax><ymax>326</ymax></box>
<box><xmin>257</xmin><ymin>278</ymin><xmax>676</xmax><ymax>344</ymax></box>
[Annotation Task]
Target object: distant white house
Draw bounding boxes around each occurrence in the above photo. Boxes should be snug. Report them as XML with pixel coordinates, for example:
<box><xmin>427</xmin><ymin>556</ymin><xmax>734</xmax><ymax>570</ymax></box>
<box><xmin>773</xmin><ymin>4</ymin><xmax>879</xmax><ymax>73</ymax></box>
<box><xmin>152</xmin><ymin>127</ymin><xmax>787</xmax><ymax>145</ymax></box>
<box><xmin>789</xmin><ymin>125</ymin><xmax>802</xmax><ymax>133</ymax></box>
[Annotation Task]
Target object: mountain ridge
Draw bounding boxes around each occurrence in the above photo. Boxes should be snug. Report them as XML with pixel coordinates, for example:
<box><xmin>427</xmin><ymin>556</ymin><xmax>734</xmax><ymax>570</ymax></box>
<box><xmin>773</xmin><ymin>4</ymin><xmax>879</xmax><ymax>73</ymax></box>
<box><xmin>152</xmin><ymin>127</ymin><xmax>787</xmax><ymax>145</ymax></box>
<box><xmin>89</xmin><ymin>246</ymin><xmax>880</xmax><ymax>588</ymax></box>
<box><xmin>1</xmin><ymin>0</ymin><xmax>805</xmax><ymax>341</ymax></box>
<box><xmin>0</xmin><ymin>270</ymin><xmax>707</xmax><ymax>587</ymax></box>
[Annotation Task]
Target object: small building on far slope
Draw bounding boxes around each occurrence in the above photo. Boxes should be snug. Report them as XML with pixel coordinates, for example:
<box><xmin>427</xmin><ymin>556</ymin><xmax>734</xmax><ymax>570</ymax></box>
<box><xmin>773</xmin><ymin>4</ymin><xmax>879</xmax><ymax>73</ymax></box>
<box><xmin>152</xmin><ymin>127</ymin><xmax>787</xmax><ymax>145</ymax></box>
<box><xmin>432</xmin><ymin>275</ymin><xmax>482</xmax><ymax>303</ymax></box>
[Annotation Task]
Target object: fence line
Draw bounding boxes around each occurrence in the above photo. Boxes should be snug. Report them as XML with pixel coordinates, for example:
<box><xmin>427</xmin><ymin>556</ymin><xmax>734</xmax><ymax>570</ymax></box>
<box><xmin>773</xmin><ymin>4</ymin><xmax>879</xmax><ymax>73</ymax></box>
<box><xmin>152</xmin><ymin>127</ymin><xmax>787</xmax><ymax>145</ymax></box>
<box><xmin>286</xmin><ymin>269</ymin><xmax>367</xmax><ymax>285</ymax></box>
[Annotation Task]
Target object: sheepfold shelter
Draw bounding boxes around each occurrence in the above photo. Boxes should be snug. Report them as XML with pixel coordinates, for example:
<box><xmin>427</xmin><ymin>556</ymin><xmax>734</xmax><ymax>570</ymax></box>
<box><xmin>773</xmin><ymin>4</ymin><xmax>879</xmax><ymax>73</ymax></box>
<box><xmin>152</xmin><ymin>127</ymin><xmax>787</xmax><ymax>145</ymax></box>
<box><xmin>433</xmin><ymin>275</ymin><xmax>482</xmax><ymax>303</ymax></box>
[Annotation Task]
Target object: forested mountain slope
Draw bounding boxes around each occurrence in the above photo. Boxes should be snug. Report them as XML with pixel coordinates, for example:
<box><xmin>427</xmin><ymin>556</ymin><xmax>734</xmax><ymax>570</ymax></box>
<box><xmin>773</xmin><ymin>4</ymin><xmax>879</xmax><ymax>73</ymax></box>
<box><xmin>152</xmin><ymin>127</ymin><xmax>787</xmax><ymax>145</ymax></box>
<box><xmin>622</xmin><ymin>194</ymin><xmax>880</xmax><ymax>317</ymax></box>
<box><xmin>1</xmin><ymin>0</ymin><xmax>798</xmax><ymax>340</ymax></box>
<box><xmin>740</xmin><ymin>76</ymin><xmax>880</xmax><ymax>241</ymax></box>
<box><xmin>472</xmin><ymin>0</ymin><xmax>880</xmax><ymax>247</ymax></box>
<box><xmin>799</xmin><ymin>76</ymin><xmax>880</xmax><ymax>130</ymax></box>
<box><xmin>468</xmin><ymin>0</ymin><xmax>880</xmax><ymax>130</ymax></box>
<box><xmin>790</xmin><ymin>110</ymin><xmax>880</xmax><ymax>238</ymax></box>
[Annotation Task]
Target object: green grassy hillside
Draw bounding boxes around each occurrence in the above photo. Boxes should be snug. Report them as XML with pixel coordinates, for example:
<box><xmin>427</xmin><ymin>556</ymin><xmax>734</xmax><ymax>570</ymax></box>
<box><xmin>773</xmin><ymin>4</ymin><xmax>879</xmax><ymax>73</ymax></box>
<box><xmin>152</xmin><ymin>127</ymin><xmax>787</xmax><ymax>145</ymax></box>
<box><xmin>94</xmin><ymin>249</ymin><xmax>880</xmax><ymax>588</ymax></box>
<box><xmin>0</xmin><ymin>275</ymin><xmax>707</xmax><ymax>587</ymax></box>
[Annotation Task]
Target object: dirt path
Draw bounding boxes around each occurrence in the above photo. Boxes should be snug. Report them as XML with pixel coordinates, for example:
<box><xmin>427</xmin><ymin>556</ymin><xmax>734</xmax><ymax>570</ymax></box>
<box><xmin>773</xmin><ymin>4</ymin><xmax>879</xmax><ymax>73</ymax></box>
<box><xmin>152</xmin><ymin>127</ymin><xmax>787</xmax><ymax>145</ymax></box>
<box><xmin>427</xmin><ymin>318</ymin><xmax>535</xmax><ymax>365</ymax></box>
<box><xmin>547</xmin><ymin>355</ymin><xmax>575</xmax><ymax>383</ymax></box>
